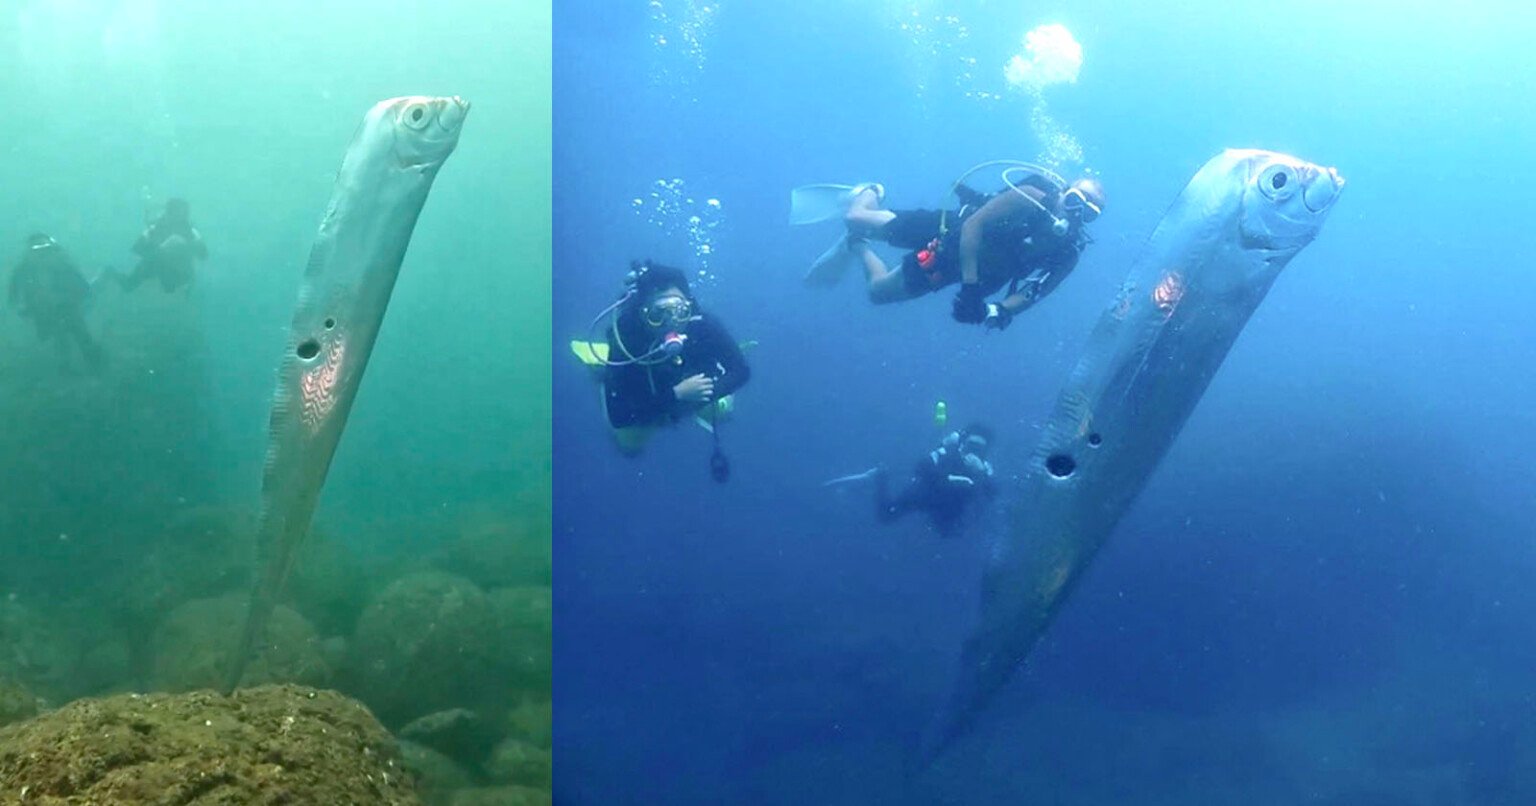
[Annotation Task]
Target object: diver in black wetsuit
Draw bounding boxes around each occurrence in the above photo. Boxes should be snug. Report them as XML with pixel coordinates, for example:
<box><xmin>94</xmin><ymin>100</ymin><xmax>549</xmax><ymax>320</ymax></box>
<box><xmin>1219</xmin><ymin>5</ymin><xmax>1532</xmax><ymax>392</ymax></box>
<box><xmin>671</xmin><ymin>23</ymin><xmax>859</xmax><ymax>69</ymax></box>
<box><xmin>594</xmin><ymin>261</ymin><xmax>751</xmax><ymax>476</ymax></box>
<box><xmin>8</xmin><ymin>233</ymin><xmax>104</xmax><ymax>371</ymax></box>
<box><xmin>801</xmin><ymin>169</ymin><xmax>1105</xmax><ymax>330</ymax></box>
<box><xmin>874</xmin><ymin>424</ymin><xmax>998</xmax><ymax>537</ymax></box>
<box><xmin>112</xmin><ymin>197</ymin><xmax>208</xmax><ymax>294</ymax></box>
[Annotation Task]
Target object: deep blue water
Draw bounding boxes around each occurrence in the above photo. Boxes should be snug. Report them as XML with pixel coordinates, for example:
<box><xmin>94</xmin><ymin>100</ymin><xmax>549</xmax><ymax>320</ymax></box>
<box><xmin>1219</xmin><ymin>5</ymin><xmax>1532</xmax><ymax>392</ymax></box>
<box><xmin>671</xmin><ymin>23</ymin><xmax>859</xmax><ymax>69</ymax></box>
<box><xmin>555</xmin><ymin>2</ymin><xmax>1536</xmax><ymax>802</ymax></box>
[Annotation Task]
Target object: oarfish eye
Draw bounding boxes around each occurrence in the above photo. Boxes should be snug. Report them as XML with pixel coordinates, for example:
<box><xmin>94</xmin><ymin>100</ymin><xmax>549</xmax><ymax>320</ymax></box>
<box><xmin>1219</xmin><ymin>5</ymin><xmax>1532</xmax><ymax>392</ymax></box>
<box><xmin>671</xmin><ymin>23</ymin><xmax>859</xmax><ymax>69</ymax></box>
<box><xmin>402</xmin><ymin>102</ymin><xmax>431</xmax><ymax>130</ymax></box>
<box><xmin>1258</xmin><ymin>164</ymin><xmax>1297</xmax><ymax>201</ymax></box>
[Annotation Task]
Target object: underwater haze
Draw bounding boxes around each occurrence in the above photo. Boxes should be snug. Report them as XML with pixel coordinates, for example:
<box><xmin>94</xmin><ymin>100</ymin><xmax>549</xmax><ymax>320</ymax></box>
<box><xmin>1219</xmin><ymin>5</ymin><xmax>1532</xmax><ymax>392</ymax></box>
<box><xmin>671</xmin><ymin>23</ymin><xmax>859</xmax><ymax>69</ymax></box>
<box><xmin>0</xmin><ymin>1</ymin><xmax>549</xmax><ymax>802</ymax></box>
<box><xmin>555</xmin><ymin>1</ymin><xmax>1536</xmax><ymax>803</ymax></box>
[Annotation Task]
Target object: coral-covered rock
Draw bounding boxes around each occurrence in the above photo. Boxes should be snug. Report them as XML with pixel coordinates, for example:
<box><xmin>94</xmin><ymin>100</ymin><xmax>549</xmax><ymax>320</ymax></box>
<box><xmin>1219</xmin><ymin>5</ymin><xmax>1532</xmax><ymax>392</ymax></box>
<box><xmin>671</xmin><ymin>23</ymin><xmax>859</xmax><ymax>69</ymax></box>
<box><xmin>0</xmin><ymin>685</ymin><xmax>418</xmax><ymax>804</ymax></box>
<box><xmin>346</xmin><ymin>572</ymin><xmax>503</xmax><ymax>727</ymax></box>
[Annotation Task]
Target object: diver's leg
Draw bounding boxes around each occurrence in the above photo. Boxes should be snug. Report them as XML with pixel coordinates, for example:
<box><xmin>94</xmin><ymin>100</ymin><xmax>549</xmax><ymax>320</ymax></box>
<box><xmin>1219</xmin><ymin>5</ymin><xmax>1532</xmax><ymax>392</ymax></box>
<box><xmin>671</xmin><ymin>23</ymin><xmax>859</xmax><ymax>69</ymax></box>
<box><xmin>858</xmin><ymin>246</ymin><xmax>920</xmax><ymax>305</ymax></box>
<box><xmin>67</xmin><ymin>313</ymin><xmax>104</xmax><ymax>370</ymax></box>
<box><xmin>844</xmin><ymin>187</ymin><xmax>895</xmax><ymax>235</ymax></box>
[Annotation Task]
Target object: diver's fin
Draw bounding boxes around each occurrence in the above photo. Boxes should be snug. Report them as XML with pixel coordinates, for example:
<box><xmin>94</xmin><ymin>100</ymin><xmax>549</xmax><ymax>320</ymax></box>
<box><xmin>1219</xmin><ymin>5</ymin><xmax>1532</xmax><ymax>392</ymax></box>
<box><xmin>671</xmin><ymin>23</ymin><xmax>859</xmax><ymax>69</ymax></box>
<box><xmin>789</xmin><ymin>182</ymin><xmax>885</xmax><ymax>225</ymax></box>
<box><xmin>570</xmin><ymin>339</ymin><xmax>610</xmax><ymax>367</ymax></box>
<box><xmin>822</xmin><ymin>467</ymin><xmax>882</xmax><ymax>488</ymax></box>
<box><xmin>804</xmin><ymin>234</ymin><xmax>863</xmax><ymax>288</ymax></box>
<box><xmin>790</xmin><ymin>184</ymin><xmax>856</xmax><ymax>225</ymax></box>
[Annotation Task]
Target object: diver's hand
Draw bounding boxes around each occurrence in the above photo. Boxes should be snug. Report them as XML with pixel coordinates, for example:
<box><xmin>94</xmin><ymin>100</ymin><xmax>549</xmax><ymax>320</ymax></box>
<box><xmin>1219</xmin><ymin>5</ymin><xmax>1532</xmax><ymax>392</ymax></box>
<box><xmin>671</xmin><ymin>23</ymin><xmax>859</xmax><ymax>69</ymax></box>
<box><xmin>983</xmin><ymin>303</ymin><xmax>1014</xmax><ymax>331</ymax></box>
<box><xmin>674</xmin><ymin>374</ymin><xmax>715</xmax><ymax>404</ymax></box>
<box><xmin>952</xmin><ymin>283</ymin><xmax>987</xmax><ymax>324</ymax></box>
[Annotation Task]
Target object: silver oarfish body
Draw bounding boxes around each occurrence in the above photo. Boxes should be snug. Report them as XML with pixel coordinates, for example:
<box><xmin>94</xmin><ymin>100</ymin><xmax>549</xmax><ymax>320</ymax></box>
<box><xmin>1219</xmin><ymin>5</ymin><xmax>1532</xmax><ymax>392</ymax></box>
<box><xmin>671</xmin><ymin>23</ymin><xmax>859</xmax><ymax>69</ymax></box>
<box><xmin>925</xmin><ymin>149</ymin><xmax>1343</xmax><ymax>759</ymax></box>
<box><xmin>226</xmin><ymin>95</ymin><xmax>469</xmax><ymax>691</ymax></box>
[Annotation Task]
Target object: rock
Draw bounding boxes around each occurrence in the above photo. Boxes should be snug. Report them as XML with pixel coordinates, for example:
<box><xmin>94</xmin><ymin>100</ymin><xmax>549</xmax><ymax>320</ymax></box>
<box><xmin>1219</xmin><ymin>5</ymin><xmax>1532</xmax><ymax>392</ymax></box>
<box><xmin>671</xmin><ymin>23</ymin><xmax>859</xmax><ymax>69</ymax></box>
<box><xmin>435</xmin><ymin>515</ymin><xmax>551</xmax><ymax>589</ymax></box>
<box><xmin>0</xmin><ymin>600</ymin><xmax>77</xmax><ymax>699</ymax></box>
<box><xmin>398</xmin><ymin>739</ymin><xmax>473</xmax><ymax>804</ymax></box>
<box><xmin>485</xmin><ymin>738</ymin><xmax>552</xmax><ymax>789</ymax></box>
<box><xmin>346</xmin><ymin>571</ymin><xmax>504</xmax><ymax>726</ymax></box>
<box><xmin>287</xmin><ymin>532</ymin><xmax>378</xmax><ymax>637</ymax></box>
<box><xmin>0</xmin><ymin>678</ymin><xmax>41</xmax><ymax>728</ymax></box>
<box><xmin>75</xmin><ymin>637</ymin><xmax>133</xmax><ymax>695</ymax></box>
<box><xmin>151</xmin><ymin>593</ymin><xmax>328</xmax><ymax>692</ymax></box>
<box><xmin>399</xmin><ymin>708</ymin><xmax>501</xmax><ymax>763</ymax></box>
<box><xmin>451</xmin><ymin>785</ymin><xmax>552</xmax><ymax>806</ymax></box>
<box><xmin>487</xmin><ymin>586</ymin><xmax>551</xmax><ymax>696</ymax></box>
<box><xmin>320</xmin><ymin>635</ymin><xmax>348</xmax><ymax>671</ymax></box>
<box><xmin>0</xmin><ymin>685</ymin><xmax>419</xmax><ymax>803</ymax></box>
<box><xmin>506</xmin><ymin>697</ymin><xmax>552</xmax><ymax>750</ymax></box>
<box><xmin>121</xmin><ymin>506</ymin><xmax>256</xmax><ymax>627</ymax></box>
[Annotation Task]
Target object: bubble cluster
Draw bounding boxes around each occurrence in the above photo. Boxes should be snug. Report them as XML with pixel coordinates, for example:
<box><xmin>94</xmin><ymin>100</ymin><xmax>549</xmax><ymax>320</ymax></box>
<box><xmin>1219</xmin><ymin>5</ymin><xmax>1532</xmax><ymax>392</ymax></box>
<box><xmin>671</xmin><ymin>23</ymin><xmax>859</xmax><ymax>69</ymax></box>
<box><xmin>1002</xmin><ymin>23</ymin><xmax>1087</xmax><ymax>172</ymax></box>
<box><xmin>631</xmin><ymin>178</ymin><xmax>726</xmax><ymax>281</ymax></box>
<box><xmin>1003</xmin><ymin>23</ymin><xmax>1083</xmax><ymax>92</ymax></box>
<box><xmin>647</xmin><ymin>1</ymin><xmax>720</xmax><ymax>98</ymax></box>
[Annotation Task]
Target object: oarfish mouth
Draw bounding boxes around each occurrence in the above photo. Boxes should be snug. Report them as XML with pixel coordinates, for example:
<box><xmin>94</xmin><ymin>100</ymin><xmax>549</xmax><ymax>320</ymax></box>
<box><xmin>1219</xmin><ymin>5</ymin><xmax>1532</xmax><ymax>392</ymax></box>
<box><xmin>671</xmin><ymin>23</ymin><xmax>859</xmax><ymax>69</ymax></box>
<box><xmin>1304</xmin><ymin>166</ymin><xmax>1344</xmax><ymax>212</ymax></box>
<box><xmin>439</xmin><ymin>96</ymin><xmax>470</xmax><ymax>132</ymax></box>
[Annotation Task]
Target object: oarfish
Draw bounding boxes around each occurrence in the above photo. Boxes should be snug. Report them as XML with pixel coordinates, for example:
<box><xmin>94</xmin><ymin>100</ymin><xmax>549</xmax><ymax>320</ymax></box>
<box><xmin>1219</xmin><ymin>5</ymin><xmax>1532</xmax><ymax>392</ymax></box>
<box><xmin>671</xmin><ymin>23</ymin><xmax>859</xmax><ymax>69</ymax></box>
<box><xmin>225</xmin><ymin>95</ymin><xmax>469</xmax><ymax>692</ymax></box>
<box><xmin>925</xmin><ymin>149</ymin><xmax>1343</xmax><ymax>760</ymax></box>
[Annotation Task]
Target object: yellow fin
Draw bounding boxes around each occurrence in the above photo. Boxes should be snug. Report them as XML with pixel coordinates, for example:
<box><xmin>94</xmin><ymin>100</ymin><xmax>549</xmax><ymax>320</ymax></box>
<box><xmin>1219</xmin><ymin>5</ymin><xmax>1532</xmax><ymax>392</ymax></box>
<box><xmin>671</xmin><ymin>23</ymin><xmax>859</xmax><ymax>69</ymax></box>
<box><xmin>570</xmin><ymin>340</ymin><xmax>610</xmax><ymax>366</ymax></box>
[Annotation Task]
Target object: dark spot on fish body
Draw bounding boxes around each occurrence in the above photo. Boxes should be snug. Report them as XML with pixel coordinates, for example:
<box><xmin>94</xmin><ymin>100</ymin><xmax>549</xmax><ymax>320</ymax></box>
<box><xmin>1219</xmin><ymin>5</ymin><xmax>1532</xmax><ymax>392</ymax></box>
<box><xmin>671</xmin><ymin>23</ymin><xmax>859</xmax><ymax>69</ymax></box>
<box><xmin>1087</xmin><ymin>432</ymin><xmax>1102</xmax><ymax>447</ymax></box>
<box><xmin>323</xmin><ymin>317</ymin><xmax>336</xmax><ymax>330</ymax></box>
<box><xmin>1045</xmin><ymin>453</ymin><xmax>1077</xmax><ymax>478</ymax></box>
<box><xmin>297</xmin><ymin>339</ymin><xmax>321</xmax><ymax>360</ymax></box>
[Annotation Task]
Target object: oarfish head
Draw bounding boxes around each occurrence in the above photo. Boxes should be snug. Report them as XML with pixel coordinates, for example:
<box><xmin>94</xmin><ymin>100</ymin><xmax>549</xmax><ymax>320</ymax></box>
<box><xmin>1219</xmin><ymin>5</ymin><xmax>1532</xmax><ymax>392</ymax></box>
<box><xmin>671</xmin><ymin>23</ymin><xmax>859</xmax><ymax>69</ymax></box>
<box><xmin>1232</xmin><ymin>149</ymin><xmax>1344</xmax><ymax>256</ymax></box>
<box><xmin>373</xmin><ymin>95</ymin><xmax>470</xmax><ymax>170</ymax></box>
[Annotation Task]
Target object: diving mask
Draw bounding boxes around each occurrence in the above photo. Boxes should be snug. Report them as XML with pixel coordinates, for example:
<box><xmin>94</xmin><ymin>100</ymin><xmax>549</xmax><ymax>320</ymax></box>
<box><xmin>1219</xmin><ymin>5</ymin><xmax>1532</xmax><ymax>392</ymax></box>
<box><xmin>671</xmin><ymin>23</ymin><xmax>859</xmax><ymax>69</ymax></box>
<box><xmin>644</xmin><ymin>295</ymin><xmax>695</xmax><ymax>329</ymax></box>
<box><xmin>1062</xmin><ymin>187</ymin><xmax>1102</xmax><ymax>223</ymax></box>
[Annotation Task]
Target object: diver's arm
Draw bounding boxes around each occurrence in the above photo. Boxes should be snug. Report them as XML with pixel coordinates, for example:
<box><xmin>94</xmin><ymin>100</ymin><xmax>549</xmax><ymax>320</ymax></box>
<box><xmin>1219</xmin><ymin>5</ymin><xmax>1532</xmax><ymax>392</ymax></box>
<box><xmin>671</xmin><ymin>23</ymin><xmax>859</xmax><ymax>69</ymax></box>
<box><xmin>190</xmin><ymin>228</ymin><xmax>208</xmax><ymax>259</ymax></box>
<box><xmin>697</xmin><ymin>317</ymin><xmax>751</xmax><ymax>398</ymax></box>
<box><xmin>131</xmin><ymin>229</ymin><xmax>155</xmax><ymax>257</ymax></box>
<box><xmin>958</xmin><ymin>189</ymin><xmax>1037</xmax><ymax>285</ymax></box>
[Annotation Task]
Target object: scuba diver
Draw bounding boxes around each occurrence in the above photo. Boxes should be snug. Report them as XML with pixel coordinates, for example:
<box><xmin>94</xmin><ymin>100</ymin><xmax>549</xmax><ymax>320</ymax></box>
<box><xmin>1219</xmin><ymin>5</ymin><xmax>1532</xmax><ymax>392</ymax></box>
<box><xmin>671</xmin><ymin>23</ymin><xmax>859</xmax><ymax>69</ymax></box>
<box><xmin>108</xmin><ymin>197</ymin><xmax>208</xmax><ymax>294</ymax></box>
<box><xmin>7</xmin><ymin>233</ymin><xmax>105</xmax><ymax>371</ymax></box>
<box><xmin>825</xmin><ymin>423</ymin><xmax>997</xmax><ymax>538</ymax></box>
<box><xmin>790</xmin><ymin>162</ymin><xmax>1105</xmax><ymax>330</ymax></box>
<box><xmin>574</xmin><ymin>260</ymin><xmax>751</xmax><ymax>480</ymax></box>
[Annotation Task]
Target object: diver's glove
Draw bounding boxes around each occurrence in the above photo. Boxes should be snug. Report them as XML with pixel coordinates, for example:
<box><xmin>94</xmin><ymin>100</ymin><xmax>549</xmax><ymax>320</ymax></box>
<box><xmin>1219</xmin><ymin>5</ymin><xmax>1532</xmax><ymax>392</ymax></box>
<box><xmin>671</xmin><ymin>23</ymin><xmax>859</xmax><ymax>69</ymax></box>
<box><xmin>983</xmin><ymin>303</ymin><xmax>1013</xmax><ymax>331</ymax></box>
<box><xmin>952</xmin><ymin>283</ymin><xmax>987</xmax><ymax>324</ymax></box>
